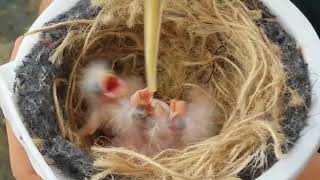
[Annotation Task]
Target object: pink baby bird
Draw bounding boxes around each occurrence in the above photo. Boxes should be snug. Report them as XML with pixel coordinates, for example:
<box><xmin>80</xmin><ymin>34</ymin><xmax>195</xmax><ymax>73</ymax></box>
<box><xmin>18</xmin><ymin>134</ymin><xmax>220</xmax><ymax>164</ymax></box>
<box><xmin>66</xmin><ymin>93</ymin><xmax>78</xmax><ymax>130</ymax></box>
<box><xmin>131</xmin><ymin>89</ymin><xmax>217</xmax><ymax>154</ymax></box>
<box><xmin>180</xmin><ymin>90</ymin><xmax>217</xmax><ymax>145</ymax></box>
<box><xmin>126</xmin><ymin>88</ymin><xmax>186</xmax><ymax>154</ymax></box>
<box><xmin>78</xmin><ymin>61</ymin><xmax>142</xmax><ymax>136</ymax></box>
<box><xmin>78</xmin><ymin>61</ymin><xmax>128</xmax><ymax>137</ymax></box>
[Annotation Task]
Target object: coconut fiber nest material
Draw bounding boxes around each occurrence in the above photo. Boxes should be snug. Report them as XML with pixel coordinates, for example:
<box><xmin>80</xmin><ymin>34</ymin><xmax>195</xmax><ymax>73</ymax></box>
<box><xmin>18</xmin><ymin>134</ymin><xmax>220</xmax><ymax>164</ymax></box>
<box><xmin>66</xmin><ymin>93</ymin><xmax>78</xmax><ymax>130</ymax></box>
<box><xmin>14</xmin><ymin>0</ymin><xmax>311</xmax><ymax>179</ymax></box>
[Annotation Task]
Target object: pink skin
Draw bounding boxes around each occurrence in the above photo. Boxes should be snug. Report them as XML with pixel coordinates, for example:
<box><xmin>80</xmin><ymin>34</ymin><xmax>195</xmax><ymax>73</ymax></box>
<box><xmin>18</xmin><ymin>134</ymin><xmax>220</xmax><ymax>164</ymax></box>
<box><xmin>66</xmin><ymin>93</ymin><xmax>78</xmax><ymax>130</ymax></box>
<box><xmin>130</xmin><ymin>88</ymin><xmax>154</xmax><ymax>113</ymax></box>
<box><xmin>111</xmin><ymin>124</ymin><xmax>147</xmax><ymax>150</ymax></box>
<box><xmin>169</xmin><ymin>100</ymin><xmax>187</xmax><ymax>131</ymax></box>
<box><xmin>78</xmin><ymin>74</ymin><xmax>127</xmax><ymax>137</ymax></box>
<box><xmin>130</xmin><ymin>89</ymin><xmax>187</xmax><ymax>132</ymax></box>
<box><xmin>78</xmin><ymin>104</ymin><xmax>115</xmax><ymax>137</ymax></box>
<box><xmin>110</xmin><ymin>88</ymin><xmax>153</xmax><ymax>150</ymax></box>
<box><xmin>129</xmin><ymin>89</ymin><xmax>188</xmax><ymax>154</ymax></box>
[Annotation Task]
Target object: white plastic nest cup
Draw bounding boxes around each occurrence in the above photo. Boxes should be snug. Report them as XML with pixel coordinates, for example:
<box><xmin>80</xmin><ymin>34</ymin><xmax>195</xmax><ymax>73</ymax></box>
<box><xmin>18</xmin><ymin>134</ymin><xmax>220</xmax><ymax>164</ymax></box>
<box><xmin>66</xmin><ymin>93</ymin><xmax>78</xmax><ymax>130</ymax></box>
<box><xmin>0</xmin><ymin>0</ymin><xmax>319</xmax><ymax>179</ymax></box>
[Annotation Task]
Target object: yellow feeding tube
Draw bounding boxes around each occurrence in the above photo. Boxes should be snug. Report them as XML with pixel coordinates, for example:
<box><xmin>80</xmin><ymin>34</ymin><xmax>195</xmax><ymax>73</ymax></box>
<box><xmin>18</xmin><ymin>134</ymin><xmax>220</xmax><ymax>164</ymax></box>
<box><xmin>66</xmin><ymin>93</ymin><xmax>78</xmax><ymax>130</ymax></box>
<box><xmin>144</xmin><ymin>0</ymin><xmax>165</xmax><ymax>93</ymax></box>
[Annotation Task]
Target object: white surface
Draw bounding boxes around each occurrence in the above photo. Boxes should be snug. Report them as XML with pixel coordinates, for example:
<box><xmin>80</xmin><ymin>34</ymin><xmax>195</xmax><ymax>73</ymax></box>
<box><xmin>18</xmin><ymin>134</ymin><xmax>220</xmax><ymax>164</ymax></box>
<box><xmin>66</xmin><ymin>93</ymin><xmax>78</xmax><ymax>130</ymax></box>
<box><xmin>0</xmin><ymin>0</ymin><xmax>319</xmax><ymax>180</ymax></box>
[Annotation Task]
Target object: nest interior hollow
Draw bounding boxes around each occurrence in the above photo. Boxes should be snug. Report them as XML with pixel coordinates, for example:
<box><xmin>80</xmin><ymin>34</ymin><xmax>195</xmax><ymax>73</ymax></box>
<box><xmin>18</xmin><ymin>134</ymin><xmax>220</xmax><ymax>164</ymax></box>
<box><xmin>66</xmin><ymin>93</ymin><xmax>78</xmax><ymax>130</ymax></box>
<box><xmin>14</xmin><ymin>0</ymin><xmax>311</xmax><ymax>179</ymax></box>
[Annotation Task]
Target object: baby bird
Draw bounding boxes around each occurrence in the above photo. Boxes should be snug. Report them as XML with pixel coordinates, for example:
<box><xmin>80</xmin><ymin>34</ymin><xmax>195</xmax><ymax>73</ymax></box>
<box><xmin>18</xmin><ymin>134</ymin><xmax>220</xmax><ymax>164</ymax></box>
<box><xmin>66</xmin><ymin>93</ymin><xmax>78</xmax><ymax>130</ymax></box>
<box><xmin>77</xmin><ymin>61</ymin><xmax>143</xmax><ymax>138</ymax></box>
<box><xmin>108</xmin><ymin>98</ymin><xmax>149</xmax><ymax>150</ymax></box>
<box><xmin>127</xmin><ymin>88</ymin><xmax>185</xmax><ymax>153</ymax></box>
<box><xmin>131</xmin><ymin>89</ymin><xmax>217</xmax><ymax>154</ymax></box>
<box><xmin>180</xmin><ymin>90</ymin><xmax>217</xmax><ymax>145</ymax></box>
<box><xmin>78</xmin><ymin>61</ymin><xmax>126</xmax><ymax>137</ymax></box>
<box><xmin>146</xmin><ymin>99</ymin><xmax>188</xmax><ymax>153</ymax></box>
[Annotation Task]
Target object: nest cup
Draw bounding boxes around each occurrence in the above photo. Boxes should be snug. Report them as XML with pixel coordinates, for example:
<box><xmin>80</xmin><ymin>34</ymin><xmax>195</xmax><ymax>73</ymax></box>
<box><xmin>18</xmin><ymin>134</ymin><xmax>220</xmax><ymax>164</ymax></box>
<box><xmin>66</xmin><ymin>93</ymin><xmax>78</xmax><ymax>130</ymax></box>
<box><xmin>0</xmin><ymin>0</ymin><xmax>320</xmax><ymax>179</ymax></box>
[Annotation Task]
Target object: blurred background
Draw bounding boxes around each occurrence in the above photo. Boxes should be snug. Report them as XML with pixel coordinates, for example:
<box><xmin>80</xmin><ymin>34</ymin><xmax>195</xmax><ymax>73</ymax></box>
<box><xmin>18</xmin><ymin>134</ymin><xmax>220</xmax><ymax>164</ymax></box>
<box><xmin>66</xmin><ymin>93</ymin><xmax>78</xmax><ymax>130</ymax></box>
<box><xmin>0</xmin><ymin>0</ymin><xmax>318</xmax><ymax>179</ymax></box>
<box><xmin>0</xmin><ymin>0</ymin><xmax>41</xmax><ymax>179</ymax></box>
<box><xmin>291</xmin><ymin>0</ymin><xmax>320</xmax><ymax>36</ymax></box>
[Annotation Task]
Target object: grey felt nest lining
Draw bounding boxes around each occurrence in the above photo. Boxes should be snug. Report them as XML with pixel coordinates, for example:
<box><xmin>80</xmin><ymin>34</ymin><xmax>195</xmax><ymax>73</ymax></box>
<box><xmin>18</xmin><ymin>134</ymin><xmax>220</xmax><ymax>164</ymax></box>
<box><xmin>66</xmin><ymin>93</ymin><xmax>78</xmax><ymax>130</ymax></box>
<box><xmin>13</xmin><ymin>0</ymin><xmax>311</xmax><ymax>179</ymax></box>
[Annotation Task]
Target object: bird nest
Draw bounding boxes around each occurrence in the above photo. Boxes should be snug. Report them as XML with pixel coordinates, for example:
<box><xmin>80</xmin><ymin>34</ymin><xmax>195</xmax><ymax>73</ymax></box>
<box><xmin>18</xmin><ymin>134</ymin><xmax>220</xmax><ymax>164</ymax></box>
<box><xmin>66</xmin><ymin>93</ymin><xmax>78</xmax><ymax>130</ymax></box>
<box><xmin>14</xmin><ymin>0</ymin><xmax>311</xmax><ymax>179</ymax></box>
